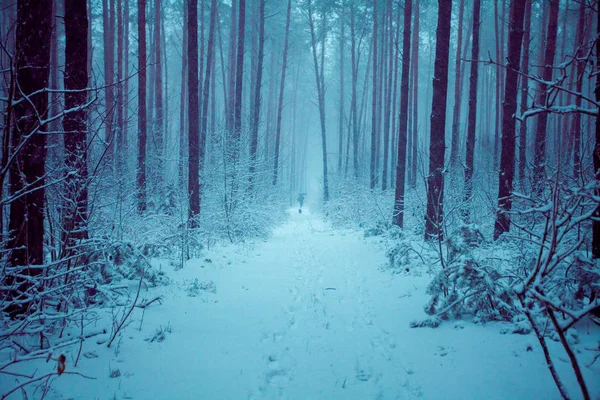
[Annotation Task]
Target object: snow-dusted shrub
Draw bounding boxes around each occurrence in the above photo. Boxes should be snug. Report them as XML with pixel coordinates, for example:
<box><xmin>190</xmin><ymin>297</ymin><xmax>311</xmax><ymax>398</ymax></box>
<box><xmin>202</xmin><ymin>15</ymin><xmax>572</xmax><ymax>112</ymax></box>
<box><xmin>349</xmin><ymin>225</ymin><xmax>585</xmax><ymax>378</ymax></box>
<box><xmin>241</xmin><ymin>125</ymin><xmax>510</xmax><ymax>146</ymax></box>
<box><xmin>322</xmin><ymin>176</ymin><xmax>393</xmax><ymax>232</ymax></box>
<box><xmin>424</xmin><ymin>258</ymin><xmax>518</xmax><ymax>322</ymax></box>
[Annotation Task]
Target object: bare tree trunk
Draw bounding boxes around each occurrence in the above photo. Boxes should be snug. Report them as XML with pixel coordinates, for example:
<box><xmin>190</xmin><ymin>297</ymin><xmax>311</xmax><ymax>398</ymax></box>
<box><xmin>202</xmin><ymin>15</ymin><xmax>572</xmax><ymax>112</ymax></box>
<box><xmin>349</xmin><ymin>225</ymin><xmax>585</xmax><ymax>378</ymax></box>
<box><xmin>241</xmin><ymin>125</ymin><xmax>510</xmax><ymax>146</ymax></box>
<box><xmin>63</xmin><ymin>0</ymin><xmax>89</xmax><ymax>243</ymax></box>
<box><xmin>392</xmin><ymin>0</ymin><xmax>411</xmax><ymax>228</ymax></box>
<box><xmin>103</xmin><ymin>0</ymin><xmax>115</xmax><ymax>166</ymax></box>
<box><xmin>593</xmin><ymin>7</ymin><xmax>600</xmax><ymax>259</ymax></box>
<box><xmin>49</xmin><ymin>0</ymin><xmax>60</xmax><ymax>135</ymax></box>
<box><xmin>449</xmin><ymin>0</ymin><xmax>465</xmax><ymax>168</ymax></box>
<box><xmin>517</xmin><ymin>0</ymin><xmax>532</xmax><ymax>187</ymax></box>
<box><xmin>154</xmin><ymin>0</ymin><xmax>163</xmax><ymax>190</ymax></box>
<box><xmin>370</xmin><ymin>0</ymin><xmax>378</xmax><ymax>189</ymax></box>
<box><xmin>532</xmin><ymin>0</ymin><xmax>559</xmax><ymax>188</ymax></box>
<box><xmin>188</xmin><ymin>0</ymin><xmax>200</xmax><ymax>225</ymax></box>
<box><xmin>123</xmin><ymin>0</ymin><xmax>129</xmax><ymax>152</ymax></box>
<box><xmin>273</xmin><ymin>0</ymin><xmax>292</xmax><ymax>186</ymax></box>
<box><xmin>226</xmin><ymin>0</ymin><xmax>237</xmax><ymax>132</ymax></box>
<box><xmin>179</xmin><ymin>0</ymin><xmax>188</xmax><ymax>186</ymax></box>
<box><xmin>382</xmin><ymin>0</ymin><xmax>393</xmax><ymax>191</ymax></box>
<box><xmin>390</xmin><ymin>9</ymin><xmax>400</xmax><ymax>186</ymax></box>
<box><xmin>572</xmin><ymin>1</ymin><xmax>585</xmax><ymax>181</ymax></box>
<box><xmin>137</xmin><ymin>0</ymin><xmax>147</xmax><ymax>213</ymax></box>
<box><xmin>338</xmin><ymin>3</ymin><xmax>345</xmax><ymax>174</ymax></box>
<box><xmin>350</xmin><ymin>4</ymin><xmax>359</xmax><ymax>178</ymax></box>
<box><xmin>232</xmin><ymin>0</ymin><xmax>246</xmax><ymax>164</ymax></box>
<box><xmin>463</xmin><ymin>0</ymin><xmax>481</xmax><ymax>221</ymax></box>
<box><xmin>424</xmin><ymin>0</ymin><xmax>452</xmax><ymax>240</ymax></box>
<box><xmin>116</xmin><ymin>0</ymin><xmax>124</xmax><ymax>170</ymax></box>
<box><xmin>409</xmin><ymin>0</ymin><xmax>419</xmax><ymax>188</ymax></box>
<box><xmin>248</xmin><ymin>0</ymin><xmax>265</xmax><ymax>191</ymax></box>
<box><xmin>198</xmin><ymin>0</ymin><xmax>216</xmax><ymax>203</ymax></box>
<box><xmin>8</xmin><ymin>0</ymin><xmax>51</xmax><ymax>273</ymax></box>
<box><xmin>2</xmin><ymin>0</ymin><xmax>50</xmax><ymax>317</ymax></box>
<box><xmin>307</xmin><ymin>0</ymin><xmax>329</xmax><ymax>201</ymax></box>
<box><xmin>494</xmin><ymin>0</ymin><xmax>526</xmax><ymax>239</ymax></box>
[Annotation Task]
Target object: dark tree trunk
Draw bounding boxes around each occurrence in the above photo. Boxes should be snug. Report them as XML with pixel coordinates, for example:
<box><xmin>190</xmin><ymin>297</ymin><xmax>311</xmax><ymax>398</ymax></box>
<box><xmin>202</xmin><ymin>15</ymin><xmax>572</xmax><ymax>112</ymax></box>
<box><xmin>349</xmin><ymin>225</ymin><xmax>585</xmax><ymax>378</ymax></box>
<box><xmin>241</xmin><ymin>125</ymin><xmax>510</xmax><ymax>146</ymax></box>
<box><xmin>593</xmin><ymin>8</ymin><xmax>600</xmax><ymax>259</ymax></box>
<box><xmin>350</xmin><ymin>4</ymin><xmax>359</xmax><ymax>178</ymax></box>
<box><xmin>392</xmin><ymin>0</ymin><xmax>412</xmax><ymax>228</ymax></box>
<box><xmin>381</xmin><ymin>0</ymin><xmax>393</xmax><ymax>191</ymax></box>
<box><xmin>370</xmin><ymin>0</ymin><xmax>378</xmax><ymax>190</ymax></box>
<box><xmin>102</xmin><ymin>0</ymin><xmax>115</xmax><ymax>165</ymax></box>
<box><xmin>338</xmin><ymin>4</ymin><xmax>345</xmax><ymax>174</ymax></box>
<box><xmin>188</xmin><ymin>0</ymin><xmax>200</xmax><ymax>225</ymax></box>
<box><xmin>463</xmin><ymin>0</ymin><xmax>481</xmax><ymax>221</ymax></box>
<box><xmin>449</xmin><ymin>0</ymin><xmax>465</xmax><ymax>168</ymax></box>
<box><xmin>517</xmin><ymin>0</ymin><xmax>531</xmax><ymax>187</ymax></box>
<box><xmin>226</xmin><ymin>0</ymin><xmax>237</xmax><ymax>132</ymax></box>
<box><xmin>137</xmin><ymin>0</ymin><xmax>147</xmax><ymax>213</ymax></box>
<box><xmin>493</xmin><ymin>0</ymin><xmax>526</xmax><ymax>239</ymax></box>
<box><xmin>424</xmin><ymin>0</ymin><xmax>452</xmax><ymax>240</ymax></box>
<box><xmin>409</xmin><ymin>0</ymin><xmax>419</xmax><ymax>188</ymax></box>
<box><xmin>123</xmin><ymin>0</ymin><xmax>129</xmax><ymax>152</ymax></box>
<box><xmin>232</xmin><ymin>0</ymin><xmax>246</xmax><ymax>163</ymax></box>
<box><xmin>273</xmin><ymin>0</ymin><xmax>292</xmax><ymax>186</ymax></box>
<box><xmin>198</xmin><ymin>0</ymin><xmax>216</xmax><ymax>203</ymax></box>
<box><xmin>179</xmin><ymin>0</ymin><xmax>188</xmax><ymax>186</ymax></box>
<box><xmin>248</xmin><ymin>0</ymin><xmax>265</xmax><ymax>191</ymax></box>
<box><xmin>307</xmin><ymin>0</ymin><xmax>329</xmax><ymax>201</ymax></box>
<box><xmin>154</xmin><ymin>0</ymin><xmax>163</xmax><ymax>189</ymax></box>
<box><xmin>533</xmin><ymin>0</ymin><xmax>559</xmax><ymax>188</ymax></box>
<box><xmin>116</xmin><ymin>0</ymin><xmax>124</xmax><ymax>170</ymax></box>
<box><xmin>572</xmin><ymin>1</ymin><xmax>585</xmax><ymax>181</ymax></box>
<box><xmin>63</xmin><ymin>0</ymin><xmax>89</xmax><ymax>245</ymax></box>
<box><xmin>8</xmin><ymin>0</ymin><xmax>52</xmax><ymax>272</ymax></box>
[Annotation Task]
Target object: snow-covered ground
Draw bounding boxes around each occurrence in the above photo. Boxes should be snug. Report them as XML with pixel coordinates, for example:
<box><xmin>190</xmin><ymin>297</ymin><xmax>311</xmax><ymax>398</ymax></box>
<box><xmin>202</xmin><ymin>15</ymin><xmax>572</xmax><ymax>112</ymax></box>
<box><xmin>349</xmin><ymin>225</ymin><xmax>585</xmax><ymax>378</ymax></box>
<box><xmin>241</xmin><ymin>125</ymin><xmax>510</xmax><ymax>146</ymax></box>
<box><xmin>3</xmin><ymin>209</ymin><xmax>599</xmax><ymax>399</ymax></box>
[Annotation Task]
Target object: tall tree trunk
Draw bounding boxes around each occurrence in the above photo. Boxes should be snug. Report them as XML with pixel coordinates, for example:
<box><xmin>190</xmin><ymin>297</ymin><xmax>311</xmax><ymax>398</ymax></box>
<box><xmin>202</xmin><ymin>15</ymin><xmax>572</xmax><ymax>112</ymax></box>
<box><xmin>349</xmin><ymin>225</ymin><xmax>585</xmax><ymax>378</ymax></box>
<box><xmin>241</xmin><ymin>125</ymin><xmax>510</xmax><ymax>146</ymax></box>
<box><xmin>592</xmin><ymin>5</ymin><xmax>600</xmax><ymax>259</ymax></box>
<box><xmin>338</xmin><ymin>4</ymin><xmax>345</xmax><ymax>174</ymax></box>
<box><xmin>463</xmin><ymin>0</ymin><xmax>481</xmax><ymax>221</ymax></box>
<box><xmin>273</xmin><ymin>0</ymin><xmax>292</xmax><ymax>186</ymax></box>
<box><xmin>390</xmin><ymin>9</ymin><xmax>400</xmax><ymax>185</ymax></box>
<box><xmin>154</xmin><ymin>0</ymin><xmax>163</xmax><ymax>189</ymax></box>
<box><xmin>188</xmin><ymin>0</ymin><xmax>200</xmax><ymax>225</ymax></box>
<box><xmin>409</xmin><ymin>0</ymin><xmax>419</xmax><ymax>188</ymax></box>
<box><xmin>123</xmin><ymin>0</ymin><xmax>129</xmax><ymax>152</ymax></box>
<box><xmin>248</xmin><ymin>0</ymin><xmax>264</xmax><ymax>191</ymax></box>
<box><xmin>116</xmin><ymin>0</ymin><xmax>124</xmax><ymax>170</ymax></box>
<box><xmin>307</xmin><ymin>0</ymin><xmax>329</xmax><ymax>201</ymax></box>
<box><xmin>424</xmin><ymin>0</ymin><xmax>452</xmax><ymax>240</ymax></box>
<box><xmin>392</xmin><ymin>0</ymin><xmax>411</xmax><ymax>228</ymax></box>
<box><xmin>517</xmin><ymin>0</ymin><xmax>532</xmax><ymax>187</ymax></box>
<box><xmin>8</xmin><ymin>0</ymin><xmax>51</xmax><ymax>273</ymax></box>
<box><xmin>532</xmin><ymin>0</ymin><xmax>559</xmax><ymax>188</ymax></box>
<box><xmin>63</xmin><ymin>0</ymin><xmax>89</xmax><ymax>243</ymax></box>
<box><xmin>232</xmin><ymin>0</ymin><xmax>246</xmax><ymax>164</ymax></box>
<box><xmin>449</xmin><ymin>0</ymin><xmax>465</xmax><ymax>167</ymax></box>
<box><xmin>199</xmin><ymin>0</ymin><xmax>216</xmax><ymax>203</ymax></box>
<box><xmin>137</xmin><ymin>0</ymin><xmax>147</xmax><ymax>213</ymax></box>
<box><xmin>572</xmin><ymin>1</ymin><xmax>585</xmax><ymax>181</ymax></box>
<box><xmin>382</xmin><ymin>0</ymin><xmax>393</xmax><ymax>190</ymax></box>
<box><xmin>226</xmin><ymin>0</ymin><xmax>237</xmax><ymax>132</ymax></box>
<box><xmin>350</xmin><ymin>3</ymin><xmax>359</xmax><ymax>178</ymax></box>
<box><xmin>493</xmin><ymin>0</ymin><xmax>526</xmax><ymax>239</ymax></box>
<box><xmin>370</xmin><ymin>0</ymin><xmax>378</xmax><ymax>189</ymax></box>
<box><xmin>49</xmin><ymin>0</ymin><xmax>60</xmax><ymax>135</ymax></box>
<box><xmin>179</xmin><ymin>0</ymin><xmax>188</xmax><ymax>186</ymax></box>
<box><xmin>103</xmin><ymin>0</ymin><xmax>115</xmax><ymax>166</ymax></box>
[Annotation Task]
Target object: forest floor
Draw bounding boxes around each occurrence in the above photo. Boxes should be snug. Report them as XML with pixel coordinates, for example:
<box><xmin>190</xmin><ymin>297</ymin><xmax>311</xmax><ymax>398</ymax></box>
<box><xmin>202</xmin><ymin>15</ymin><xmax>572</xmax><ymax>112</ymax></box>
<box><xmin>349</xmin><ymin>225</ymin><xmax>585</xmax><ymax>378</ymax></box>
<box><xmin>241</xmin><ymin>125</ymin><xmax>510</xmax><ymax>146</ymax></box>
<box><xmin>5</xmin><ymin>209</ymin><xmax>600</xmax><ymax>400</ymax></box>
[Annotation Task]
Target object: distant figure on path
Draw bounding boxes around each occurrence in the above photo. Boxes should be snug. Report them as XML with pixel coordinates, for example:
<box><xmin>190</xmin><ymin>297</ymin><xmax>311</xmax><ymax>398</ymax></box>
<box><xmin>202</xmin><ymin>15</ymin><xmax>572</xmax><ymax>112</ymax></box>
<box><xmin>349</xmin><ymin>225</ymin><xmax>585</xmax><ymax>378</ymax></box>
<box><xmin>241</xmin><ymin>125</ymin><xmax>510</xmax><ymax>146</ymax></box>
<box><xmin>297</xmin><ymin>193</ymin><xmax>306</xmax><ymax>213</ymax></box>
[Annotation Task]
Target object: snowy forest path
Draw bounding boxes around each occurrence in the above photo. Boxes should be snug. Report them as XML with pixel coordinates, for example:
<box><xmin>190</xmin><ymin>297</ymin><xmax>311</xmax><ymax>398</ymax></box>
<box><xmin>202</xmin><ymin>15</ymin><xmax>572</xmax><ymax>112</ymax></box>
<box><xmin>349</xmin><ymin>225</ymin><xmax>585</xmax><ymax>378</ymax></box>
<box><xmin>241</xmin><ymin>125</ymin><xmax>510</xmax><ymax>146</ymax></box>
<box><xmin>242</xmin><ymin>209</ymin><xmax>421</xmax><ymax>399</ymax></box>
<box><xmin>44</xmin><ymin>208</ymin><xmax>599</xmax><ymax>400</ymax></box>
